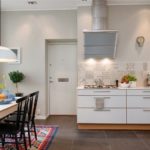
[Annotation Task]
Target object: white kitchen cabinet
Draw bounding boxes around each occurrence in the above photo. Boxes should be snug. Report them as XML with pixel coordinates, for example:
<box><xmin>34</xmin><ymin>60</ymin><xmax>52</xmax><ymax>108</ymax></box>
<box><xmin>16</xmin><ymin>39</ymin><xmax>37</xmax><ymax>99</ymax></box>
<box><xmin>77</xmin><ymin>108</ymin><xmax>126</xmax><ymax>124</ymax></box>
<box><xmin>77</xmin><ymin>89</ymin><xmax>126</xmax><ymax>124</ymax></box>
<box><xmin>127</xmin><ymin>109</ymin><xmax>150</xmax><ymax>124</ymax></box>
<box><xmin>127</xmin><ymin>89</ymin><xmax>150</xmax><ymax>95</ymax></box>
<box><xmin>77</xmin><ymin>88</ymin><xmax>150</xmax><ymax>129</ymax></box>
<box><xmin>127</xmin><ymin>96</ymin><xmax>150</xmax><ymax>108</ymax></box>
<box><xmin>78</xmin><ymin>96</ymin><xmax>126</xmax><ymax>108</ymax></box>
<box><xmin>127</xmin><ymin>89</ymin><xmax>150</xmax><ymax>124</ymax></box>
<box><xmin>78</xmin><ymin>89</ymin><xmax>126</xmax><ymax>96</ymax></box>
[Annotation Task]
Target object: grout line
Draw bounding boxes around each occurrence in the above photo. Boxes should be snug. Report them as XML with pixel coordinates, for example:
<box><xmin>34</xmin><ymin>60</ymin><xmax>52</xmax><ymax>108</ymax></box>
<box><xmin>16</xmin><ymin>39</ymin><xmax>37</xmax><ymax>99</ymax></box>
<box><xmin>135</xmin><ymin>131</ymin><xmax>150</xmax><ymax>150</ymax></box>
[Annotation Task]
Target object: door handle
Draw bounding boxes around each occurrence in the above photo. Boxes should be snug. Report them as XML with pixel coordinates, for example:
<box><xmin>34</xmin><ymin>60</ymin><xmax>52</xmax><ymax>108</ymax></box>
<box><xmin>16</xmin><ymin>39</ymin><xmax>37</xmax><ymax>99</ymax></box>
<box><xmin>49</xmin><ymin>81</ymin><xmax>53</xmax><ymax>83</ymax></box>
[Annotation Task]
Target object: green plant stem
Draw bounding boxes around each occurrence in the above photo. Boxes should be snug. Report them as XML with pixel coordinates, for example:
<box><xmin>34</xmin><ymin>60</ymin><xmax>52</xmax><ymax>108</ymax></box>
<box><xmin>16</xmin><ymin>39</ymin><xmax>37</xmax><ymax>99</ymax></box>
<box><xmin>15</xmin><ymin>83</ymin><xmax>18</xmax><ymax>93</ymax></box>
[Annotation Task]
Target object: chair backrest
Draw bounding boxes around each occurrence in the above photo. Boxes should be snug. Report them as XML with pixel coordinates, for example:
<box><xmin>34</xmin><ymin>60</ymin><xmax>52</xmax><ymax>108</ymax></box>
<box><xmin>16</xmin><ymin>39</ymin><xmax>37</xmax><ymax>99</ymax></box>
<box><xmin>16</xmin><ymin>95</ymin><xmax>29</xmax><ymax>130</ymax></box>
<box><xmin>28</xmin><ymin>91</ymin><xmax>39</xmax><ymax>122</ymax></box>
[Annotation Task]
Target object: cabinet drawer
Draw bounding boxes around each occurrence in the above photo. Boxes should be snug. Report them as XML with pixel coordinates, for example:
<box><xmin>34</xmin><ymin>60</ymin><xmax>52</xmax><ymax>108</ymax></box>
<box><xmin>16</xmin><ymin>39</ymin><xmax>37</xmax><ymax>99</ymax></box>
<box><xmin>127</xmin><ymin>89</ymin><xmax>150</xmax><ymax>96</ymax></box>
<box><xmin>127</xmin><ymin>109</ymin><xmax>150</xmax><ymax>124</ymax></box>
<box><xmin>78</xmin><ymin>96</ymin><xmax>126</xmax><ymax>108</ymax></box>
<box><xmin>127</xmin><ymin>96</ymin><xmax>150</xmax><ymax>108</ymax></box>
<box><xmin>78</xmin><ymin>89</ymin><xmax>126</xmax><ymax>96</ymax></box>
<box><xmin>77</xmin><ymin>108</ymin><xmax>126</xmax><ymax>124</ymax></box>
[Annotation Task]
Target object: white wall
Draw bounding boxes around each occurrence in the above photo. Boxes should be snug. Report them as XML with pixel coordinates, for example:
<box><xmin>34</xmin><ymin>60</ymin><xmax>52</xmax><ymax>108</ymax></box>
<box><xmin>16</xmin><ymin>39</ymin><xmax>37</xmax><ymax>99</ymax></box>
<box><xmin>1</xmin><ymin>10</ymin><xmax>77</xmax><ymax>118</ymax></box>
<box><xmin>77</xmin><ymin>7</ymin><xmax>92</xmax><ymax>62</ymax></box>
<box><xmin>108</xmin><ymin>5</ymin><xmax>150</xmax><ymax>61</ymax></box>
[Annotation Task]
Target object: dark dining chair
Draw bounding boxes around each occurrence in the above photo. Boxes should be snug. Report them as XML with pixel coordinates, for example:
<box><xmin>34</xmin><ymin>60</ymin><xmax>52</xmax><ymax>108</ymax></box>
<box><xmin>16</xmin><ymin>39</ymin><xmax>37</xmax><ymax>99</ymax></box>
<box><xmin>4</xmin><ymin>91</ymin><xmax>39</xmax><ymax>147</ymax></box>
<box><xmin>0</xmin><ymin>95</ymin><xmax>29</xmax><ymax>150</ymax></box>
<box><xmin>25</xmin><ymin>91</ymin><xmax>39</xmax><ymax>146</ymax></box>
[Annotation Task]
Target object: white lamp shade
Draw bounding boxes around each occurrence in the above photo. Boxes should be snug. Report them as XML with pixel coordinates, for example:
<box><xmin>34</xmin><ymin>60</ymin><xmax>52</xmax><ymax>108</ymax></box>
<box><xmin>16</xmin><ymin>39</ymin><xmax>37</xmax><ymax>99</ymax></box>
<box><xmin>0</xmin><ymin>46</ymin><xmax>17</xmax><ymax>62</ymax></box>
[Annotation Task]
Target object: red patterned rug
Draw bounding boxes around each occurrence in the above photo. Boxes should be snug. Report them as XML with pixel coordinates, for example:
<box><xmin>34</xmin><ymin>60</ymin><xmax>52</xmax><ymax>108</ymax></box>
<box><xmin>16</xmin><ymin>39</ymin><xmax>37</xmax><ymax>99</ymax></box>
<box><xmin>0</xmin><ymin>125</ymin><xmax>58</xmax><ymax>150</ymax></box>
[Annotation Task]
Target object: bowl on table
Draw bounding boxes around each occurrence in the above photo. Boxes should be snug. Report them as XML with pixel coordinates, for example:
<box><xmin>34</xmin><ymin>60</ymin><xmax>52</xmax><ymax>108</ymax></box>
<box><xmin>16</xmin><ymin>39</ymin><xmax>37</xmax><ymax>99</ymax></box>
<box><xmin>0</xmin><ymin>98</ymin><xmax>13</xmax><ymax>104</ymax></box>
<box><xmin>0</xmin><ymin>90</ymin><xmax>15</xmax><ymax>104</ymax></box>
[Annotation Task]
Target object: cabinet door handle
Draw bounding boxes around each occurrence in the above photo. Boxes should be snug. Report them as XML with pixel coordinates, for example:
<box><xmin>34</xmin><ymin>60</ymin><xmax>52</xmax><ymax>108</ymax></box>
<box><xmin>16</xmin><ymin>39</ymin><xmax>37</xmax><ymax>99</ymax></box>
<box><xmin>94</xmin><ymin>97</ymin><xmax>110</xmax><ymax>100</ymax></box>
<box><xmin>94</xmin><ymin>91</ymin><xmax>110</xmax><ymax>93</ymax></box>
<box><xmin>143</xmin><ymin>91</ymin><xmax>150</xmax><ymax>93</ymax></box>
<box><xmin>94</xmin><ymin>108</ymin><xmax>111</xmax><ymax>111</ymax></box>
<box><xmin>143</xmin><ymin>109</ymin><xmax>150</xmax><ymax>112</ymax></box>
<box><xmin>143</xmin><ymin>97</ymin><xmax>150</xmax><ymax>99</ymax></box>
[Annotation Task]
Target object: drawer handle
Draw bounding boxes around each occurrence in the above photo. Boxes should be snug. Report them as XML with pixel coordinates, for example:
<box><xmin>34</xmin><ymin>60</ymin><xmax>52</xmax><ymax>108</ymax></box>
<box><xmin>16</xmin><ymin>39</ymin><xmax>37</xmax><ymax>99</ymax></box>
<box><xmin>94</xmin><ymin>97</ymin><xmax>110</xmax><ymax>100</ymax></box>
<box><xmin>94</xmin><ymin>108</ymin><xmax>111</xmax><ymax>111</ymax></box>
<box><xmin>143</xmin><ymin>97</ymin><xmax>150</xmax><ymax>99</ymax></box>
<box><xmin>143</xmin><ymin>109</ymin><xmax>150</xmax><ymax>112</ymax></box>
<box><xmin>143</xmin><ymin>91</ymin><xmax>150</xmax><ymax>93</ymax></box>
<box><xmin>94</xmin><ymin>91</ymin><xmax>111</xmax><ymax>93</ymax></box>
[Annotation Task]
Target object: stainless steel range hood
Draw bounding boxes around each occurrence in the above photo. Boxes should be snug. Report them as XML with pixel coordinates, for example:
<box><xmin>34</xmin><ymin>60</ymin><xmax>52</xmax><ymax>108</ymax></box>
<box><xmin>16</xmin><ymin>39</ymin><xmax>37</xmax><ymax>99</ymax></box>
<box><xmin>84</xmin><ymin>0</ymin><xmax>118</xmax><ymax>59</ymax></box>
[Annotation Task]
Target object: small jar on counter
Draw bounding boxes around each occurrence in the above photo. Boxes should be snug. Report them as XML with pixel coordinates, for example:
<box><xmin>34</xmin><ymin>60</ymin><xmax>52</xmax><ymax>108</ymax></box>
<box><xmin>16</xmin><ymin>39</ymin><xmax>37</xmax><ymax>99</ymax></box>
<box><xmin>115</xmin><ymin>80</ymin><xmax>119</xmax><ymax>87</ymax></box>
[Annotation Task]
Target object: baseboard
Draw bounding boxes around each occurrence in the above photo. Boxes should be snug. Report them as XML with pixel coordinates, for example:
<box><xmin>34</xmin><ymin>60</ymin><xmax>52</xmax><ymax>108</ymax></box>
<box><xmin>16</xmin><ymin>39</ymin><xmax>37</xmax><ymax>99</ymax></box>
<box><xmin>35</xmin><ymin>115</ymin><xmax>48</xmax><ymax>120</ymax></box>
<box><xmin>35</xmin><ymin>114</ymin><xmax>76</xmax><ymax>120</ymax></box>
<box><xmin>50</xmin><ymin>114</ymin><xmax>76</xmax><ymax>116</ymax></box>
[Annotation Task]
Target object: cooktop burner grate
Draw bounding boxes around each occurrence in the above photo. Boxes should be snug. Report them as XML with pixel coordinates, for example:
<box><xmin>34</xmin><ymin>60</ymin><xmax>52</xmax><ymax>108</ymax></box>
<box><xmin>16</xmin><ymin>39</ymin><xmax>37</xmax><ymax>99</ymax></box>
<box><xmin>84</xmin><ymin>85</ymin><xmax>116</xmax><ymax>89</ymax></box>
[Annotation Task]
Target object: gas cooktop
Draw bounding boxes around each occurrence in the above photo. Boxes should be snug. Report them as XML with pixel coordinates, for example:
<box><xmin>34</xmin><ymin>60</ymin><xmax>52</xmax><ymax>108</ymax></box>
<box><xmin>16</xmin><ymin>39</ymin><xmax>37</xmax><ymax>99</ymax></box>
<box><xmin>84</xmin><ymin>85</ymin><xmax>117</xmax><ymax>89</ymax></box>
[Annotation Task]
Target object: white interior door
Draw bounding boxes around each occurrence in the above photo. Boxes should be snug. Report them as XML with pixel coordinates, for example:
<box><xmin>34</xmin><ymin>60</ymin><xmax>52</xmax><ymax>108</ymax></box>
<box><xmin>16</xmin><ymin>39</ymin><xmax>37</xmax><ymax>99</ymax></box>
<box><xmin>48</xmin><ymin>41</ymin><xmax>77</xmax><ymax>115</ymax></box>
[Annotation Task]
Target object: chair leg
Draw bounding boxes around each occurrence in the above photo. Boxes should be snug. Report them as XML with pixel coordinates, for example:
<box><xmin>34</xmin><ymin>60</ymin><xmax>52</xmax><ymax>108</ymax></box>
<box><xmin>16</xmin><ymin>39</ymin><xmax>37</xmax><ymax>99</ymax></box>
<box><xmin>32</xmin><ymin>121</ymin><xmax>37</xmax><ymax>140</ymax></box>
<box><xmin>1</xmin><ymin>134</ymin><xmax>5</xmax><ymax>148</ymax></box>
<box><xmin>15</xmin><ymin>134</ymin><xmax>19</xmax><ymax>150</ymax></box>
<box><xmin>27</xmin><ymin>123</ymin><xmax>31</xmax><ymax>147</ymax></box>
<box><xmin>23</xmin><ymin>131</ymin><xmax>27</xmax><ymax>150</ymax></box>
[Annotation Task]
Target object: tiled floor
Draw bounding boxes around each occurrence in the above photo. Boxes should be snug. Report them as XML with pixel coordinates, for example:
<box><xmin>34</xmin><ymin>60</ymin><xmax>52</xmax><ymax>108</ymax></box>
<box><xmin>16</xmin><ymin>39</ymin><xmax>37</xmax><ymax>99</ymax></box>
<box><xmin>36</xmin><ymin>116</ymin><xmax>150</xmax><ymax>150</ymax></box>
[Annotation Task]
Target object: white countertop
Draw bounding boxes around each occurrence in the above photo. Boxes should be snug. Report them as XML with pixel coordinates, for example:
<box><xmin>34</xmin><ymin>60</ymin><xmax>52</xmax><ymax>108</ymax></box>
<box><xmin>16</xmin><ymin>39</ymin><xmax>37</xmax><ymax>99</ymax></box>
<box><xmin>77</xmin><ymin>86</ymin><xmax>150</xmax><ymax>90</ymax></box>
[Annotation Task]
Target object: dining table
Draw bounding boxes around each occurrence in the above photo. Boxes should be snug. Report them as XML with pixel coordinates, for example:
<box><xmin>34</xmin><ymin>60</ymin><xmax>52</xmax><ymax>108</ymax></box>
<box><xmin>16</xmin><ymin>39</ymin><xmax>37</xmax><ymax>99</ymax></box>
<box><xmin>0</xmin><ymin>98</ymin><xmax>19</xmax><ymax>119</ymax></box>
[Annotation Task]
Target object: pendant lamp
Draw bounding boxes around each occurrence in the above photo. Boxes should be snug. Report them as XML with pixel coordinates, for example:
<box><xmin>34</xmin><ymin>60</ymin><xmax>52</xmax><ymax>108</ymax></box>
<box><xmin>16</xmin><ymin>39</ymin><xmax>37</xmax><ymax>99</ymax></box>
<box><xmin>0</xmin><ymin>1</ymin><xmax>16</xmax><ymax>62</ymax></box>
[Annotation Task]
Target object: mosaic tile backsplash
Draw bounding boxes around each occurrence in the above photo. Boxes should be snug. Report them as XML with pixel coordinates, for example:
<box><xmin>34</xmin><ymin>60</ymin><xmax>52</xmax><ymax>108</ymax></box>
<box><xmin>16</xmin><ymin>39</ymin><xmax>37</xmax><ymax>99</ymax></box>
<box><xmin>78</xmin><ymin>59</ymin><xmax>150</xmax><ymax>87</ymax></box>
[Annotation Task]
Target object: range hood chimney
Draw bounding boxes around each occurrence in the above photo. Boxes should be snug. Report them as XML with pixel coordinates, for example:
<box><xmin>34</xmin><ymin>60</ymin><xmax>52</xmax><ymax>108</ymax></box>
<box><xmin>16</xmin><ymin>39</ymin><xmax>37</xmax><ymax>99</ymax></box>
<box><xmin>92</xmin><ymin>0</ymin><xmax>108</xmax><ymax>30</ymax></box>
<box><xmin>83</xmin><ymin>0</ymin><xmax>118</xmax><ymax>59</ymax></box>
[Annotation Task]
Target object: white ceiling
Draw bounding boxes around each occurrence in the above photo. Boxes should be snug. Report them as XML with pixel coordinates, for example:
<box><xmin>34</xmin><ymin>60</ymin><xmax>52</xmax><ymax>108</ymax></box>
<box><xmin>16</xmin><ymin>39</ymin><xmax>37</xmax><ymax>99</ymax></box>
<box><xmin>1</xmin><ymin>0</ymin><xmax>150</xmax><ymax>11</ymax></box>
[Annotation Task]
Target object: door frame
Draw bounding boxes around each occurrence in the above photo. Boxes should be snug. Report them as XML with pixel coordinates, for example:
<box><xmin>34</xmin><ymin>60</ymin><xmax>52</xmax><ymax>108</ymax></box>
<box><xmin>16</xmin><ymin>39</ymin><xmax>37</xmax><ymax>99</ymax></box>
<box><xmin>45</xmin><ymin>39</ymin><xmax>77</xmax><ymax>116</ymax></box>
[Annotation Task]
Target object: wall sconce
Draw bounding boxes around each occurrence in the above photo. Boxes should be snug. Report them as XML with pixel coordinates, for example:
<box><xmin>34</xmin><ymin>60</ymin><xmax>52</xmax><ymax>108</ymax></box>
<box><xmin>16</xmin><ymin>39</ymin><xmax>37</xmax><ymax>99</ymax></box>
<box><xmin>136</xmin><ymin>36</ymin><xmax>145</xmax><ymax>47</ymax></box>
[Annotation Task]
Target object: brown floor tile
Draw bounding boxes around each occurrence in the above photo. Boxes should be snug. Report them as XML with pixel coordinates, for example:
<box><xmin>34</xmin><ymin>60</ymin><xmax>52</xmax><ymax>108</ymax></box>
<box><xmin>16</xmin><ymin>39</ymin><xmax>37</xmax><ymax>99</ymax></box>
<box><xmin>36</xmin><ymin>116</ymin><xmax>150</xmax><ymax>150</ymax></box>
<box><xmin>72</xmin><ymin>140</ymin><xmax>110</xmax><ymax>150</ymax></box>
<box><xmin>108</xmin><ymin>138</ymin><xmax>148</xmax><ymax>150</ymax></box>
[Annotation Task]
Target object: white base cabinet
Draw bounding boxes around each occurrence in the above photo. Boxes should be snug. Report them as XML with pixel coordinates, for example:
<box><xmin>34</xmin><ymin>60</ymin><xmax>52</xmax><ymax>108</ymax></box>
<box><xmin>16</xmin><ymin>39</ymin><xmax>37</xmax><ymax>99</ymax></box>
<box><xmin>77</xmin><ymin>88</ymin><xmax>150</xmax><ymax>125</ymax></box>
<box><xmin>127</xmin><ymin>89</ymin><xmax>150</xmax><ymax>124</ymax></box>
<box><xmin>127</xmin><ymin>109</ymin><xmax>150</xmax><ymax>124</ymax></box>
<box><xmin>78</xmin><ymin>108</ymin><xmax>126</xmax><ymax>124</ymax></box>
<box><xmin>78</xmin><ymin>96</ymin><xmax>126</xmax><ymax>108</ymax></box>
<box><xmin>77</xmin><ymin>89</ymin><xmax>126</xmax><ymax>124</ymax></box>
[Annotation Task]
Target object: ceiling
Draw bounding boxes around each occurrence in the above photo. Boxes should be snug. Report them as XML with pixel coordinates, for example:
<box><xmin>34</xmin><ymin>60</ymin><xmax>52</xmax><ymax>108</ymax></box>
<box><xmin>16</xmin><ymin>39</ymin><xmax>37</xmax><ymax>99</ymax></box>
<box><xmin>1</xmin><ymin>0</ymin><xmax>150</xmax><ymax>11</ymax></box>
